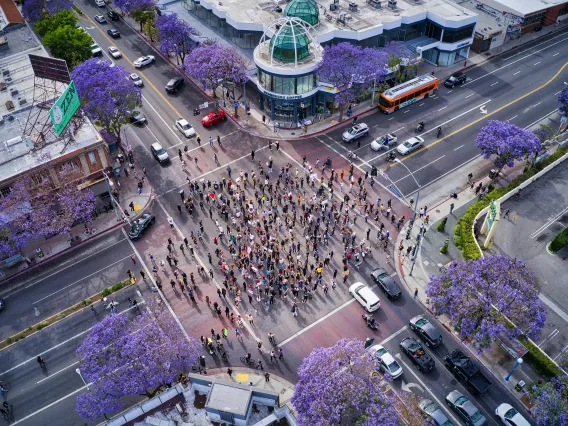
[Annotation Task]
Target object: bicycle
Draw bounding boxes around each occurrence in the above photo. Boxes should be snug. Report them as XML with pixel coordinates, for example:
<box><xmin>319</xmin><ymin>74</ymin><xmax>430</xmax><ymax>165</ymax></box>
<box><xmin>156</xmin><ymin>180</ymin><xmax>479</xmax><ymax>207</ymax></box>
<box><xmin>240</xmin><ymin>356</ymin><xmax>255</xmax><ymax>365</ymax></box>
<box><xmin>84</xmin><ymin>227</ymin><xmax>97</xmax><ymax>236</ymax></box>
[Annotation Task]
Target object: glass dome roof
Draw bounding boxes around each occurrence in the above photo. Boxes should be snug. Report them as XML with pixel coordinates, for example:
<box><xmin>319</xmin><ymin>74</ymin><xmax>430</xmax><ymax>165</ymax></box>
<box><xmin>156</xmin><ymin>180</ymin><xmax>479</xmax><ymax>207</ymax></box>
<box><xmin>269</xmin><ymin>23</ymin><xmax>311</xmax><ymax>63</ymax></box>
<box><xmin>284</xmin><ymin>0</ymin><xmax>319</xmax><ymax>26</ymax></box>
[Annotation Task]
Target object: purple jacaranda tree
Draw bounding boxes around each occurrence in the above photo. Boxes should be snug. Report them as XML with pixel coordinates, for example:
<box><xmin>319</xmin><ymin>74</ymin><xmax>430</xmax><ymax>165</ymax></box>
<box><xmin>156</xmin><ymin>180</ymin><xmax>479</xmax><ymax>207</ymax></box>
<box><xmin>558</xmin><ymin>88</ymin><xmax>568</xmax><ymax>117</ymax></box>
<box><xmin>155</xmin><ymin>13</ymin><xmax>195</xmax><ymax>64</ymax></box>
<box><xmin>530</xmin><ymin>352</ymin><xmax>568</xmax><ymax>426</ymax></box>
<box><xmin>72</xmin><ymin>59</ymin><xmax>142</xmax><ymax>144</ymax></box>
<box><xmin>184</xmin><ymin>41</ymin><xmax>247</xmax><ymax>97</ymax></box>
<box><xmin>0</xmin><ymin>165</ymin><xmax>95</xmax><ymax>258</ymax></box>
<box><xmin>426</xmin><ymin>256</ymin><xmax>546</xmax><ymax>351</ymax></box>
<box><xmin>475</xmin><ymin>120</ymin><xmax>541</xmax><ymax>173</ymax></box>
<box><xmin>76</xmin><ymin>301</ymin><xmax>202</xmax><ymax>421</ymax></box>
<box><xmin>115</xmin><ymin>0</ymin><xmax>156</xmax><ymax>16</ymax></box>
<box><xmin>316</xmin><ymin>43</ymin><xmax>390</xmax><ymax>120</ymax></box>
<box><xmin>292</xmin><ymin>339</ymin><xmax>397</xmax><ymax>426</ymax></box>
<box><xmin>22</xmin><ymin>0</ymin><xmax>72</xmax><ymax>23</ymax></box>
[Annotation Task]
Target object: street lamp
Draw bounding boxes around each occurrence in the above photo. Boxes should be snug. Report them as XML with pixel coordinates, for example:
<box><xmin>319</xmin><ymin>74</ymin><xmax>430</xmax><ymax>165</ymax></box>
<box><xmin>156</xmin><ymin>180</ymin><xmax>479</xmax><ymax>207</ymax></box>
<box><xmin>505</xmin><ymin>358</ymin><xmax>523</xmax><ymax>382</ymax></box>
<box><xmin>394</xmin><ymin>158</ymin><xmax>421</xmax><ymax>276</ymax></box>
<box><xmin>75</xmin><ymin>368</ymin><xmax>89</xmax><ymax>390</ymax></box>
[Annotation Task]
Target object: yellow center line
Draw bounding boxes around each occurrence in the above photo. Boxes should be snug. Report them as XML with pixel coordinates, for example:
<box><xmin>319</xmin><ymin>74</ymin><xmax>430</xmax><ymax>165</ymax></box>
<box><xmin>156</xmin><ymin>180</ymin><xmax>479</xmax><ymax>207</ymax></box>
<box><xmin>386</xmin><ymin>61</ymin><xmax>568</xmax><ymax>169</ymax></box>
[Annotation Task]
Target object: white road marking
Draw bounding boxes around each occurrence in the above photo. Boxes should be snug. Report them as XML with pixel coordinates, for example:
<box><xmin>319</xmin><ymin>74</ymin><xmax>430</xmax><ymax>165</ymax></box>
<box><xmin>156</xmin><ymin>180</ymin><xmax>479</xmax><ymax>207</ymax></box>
<box><xmin>453</xmin><ymin>145</ymin><xmax>464</xmax><ymax>151</ymax></box>
<box><xmin>464</xmin><ymin>94</ymin><xmax>474</xmax><ymax>99</ymax></box>
<box><xmin>389</xmin><ymin>117</ymin><xmax>394</xmax><ymax>120</ymax></box>
<box><xmin>554</xmin><ymin>344</ymin><xmax>568</xmax><ymax>360</ymax></box>
<box><xmin>404</xmin><ymin>110</ymin><xmax>410</xmax><ymax>114</ymax></box>
<box><xmin>393</xmin><ymin>156</ymin><xmax>445</xmax><ymax>184</ymax></box>
<box><xmin>534</xmin><ymin>61</ymin><xmax>542</xmax><ymax>65</ymax></box>
<box><xmin>509</xmin><ymin>115</ymin><xmax>518</xmax><ymax>121</ymax></box>
<box><xmin>141</xmin><ymin>94</ymin><xmax>185</xmax><ymax>144</ymax></box>
<box><xmin>533</xmin><ymin>102</ymin><xmax>542</xmax><ymax>108</ymax></box>
<box><xmin>490</xmin><ymin>82</ymin><xmax>499</xmax><ymax>86</ymax></box>
<box><xmin>446</xmin><ymin>90</ymin><xmax>452</xmax><ymax>94</ymax></box>
<box><xmin>553</xmin><ymin>52</ymin><xmax>560</xmax><ymax>56</ymax></box>
<box><xmin>513</xmin><ymin>71</ymin><xmax>521</xmax><ymax>76</ymax></box>
<box><xmin>32</xmin><ymin>254</ymin><xmax>134</xmax><ymax>304</ymax></box>
<box><xmin>36</xmin><ymin>361</ymin><xmax>79</xmax><ymax>384</ymax></box>
<box><xmin>438</xmin><ymin>106</ymin><xmax>447</xmax><ymax>111</ymax></box>
<box><xmin>556</xmin><ymin>90</ymin><xmax>563</xmax><ymax>95</ymax></box>
<box><xmin>539</xmin><ymin>293</ymin><xmax>568</xmax><ymax>323</ymax></box>
<box><xmin>379</xmin><ymin>325</ymin><xmax>408</xmax><ymax>346</ymax></box>
<box><xmin>418</xmin><ymin>103</ymin><xmax>425</xmax><ymax>106</ymax></box>
<box><xmin>530</xmin><ymin>205</ymin><xmax>568</xmax><ymax>239</ymax></box>
<box><xmin>538</xmin><ymin>329</ymin><xmax>559</xmax><ymax>348</ymax></box>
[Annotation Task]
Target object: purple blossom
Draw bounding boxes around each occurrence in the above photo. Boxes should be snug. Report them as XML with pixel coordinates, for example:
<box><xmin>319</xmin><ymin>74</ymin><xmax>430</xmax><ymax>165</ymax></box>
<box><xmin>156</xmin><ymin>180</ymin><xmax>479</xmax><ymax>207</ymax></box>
<box><xmin>114</xmin><ymin>0</ymin><xmax>156</xmax><ymax>16</ymax></box>
<box><xmin>22</xmin><ymin>0</ymin><xmax>72</xmax><ymax>23</ymax></box>
<box><xmin>475</xmin><ymin>120</ymin><xmax>541</xmax><ymax>172</ymax></box>
<box><xmin>75</xmin><ymin>301</ymin><xmax>201</xmax><ymax>421</ymax></box>
<box><xmin>558</xmin><ymin>88</ymin><xmax>568</xmax><ymax>117</ymax></box>
<box><xmin>155</xmin><ymin>13</ymin><xmax>195</xmax><ymax>64</ymax></box>
<box><xmin>72</xmin><ymin>59</ymin><xmax>142</xmax><ymax>143</ymax></box>
<box><xmin>426</xmin><ymin>256</ymin><xmax>546</xmax><ymax>351</ymax></box>
<box><xmin>292</xmin><ymin>338</ymin><xmax>397</xmax><ymax>426</ymax></box>
<box><xmin>531</xmin><ymin>376</ymin><xmax>568</xmax><ymax>426</ymax></box>
<box><xmin>184</xmin><ymin>42</ymin><xmax>248</xmax><ymax>94</ymax></box>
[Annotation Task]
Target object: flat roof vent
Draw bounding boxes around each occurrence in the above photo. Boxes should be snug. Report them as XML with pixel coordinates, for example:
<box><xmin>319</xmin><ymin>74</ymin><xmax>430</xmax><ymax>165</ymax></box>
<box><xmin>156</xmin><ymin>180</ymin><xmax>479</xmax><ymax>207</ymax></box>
<box><xmin>388</xmin><ymin>0</ymin><xmax>397</xmax><ymax>9</ymax></box>
<box><xmin>349</xmin><ymin>2</ymin><xmax>357</xmax><ymax>11</ymax></box>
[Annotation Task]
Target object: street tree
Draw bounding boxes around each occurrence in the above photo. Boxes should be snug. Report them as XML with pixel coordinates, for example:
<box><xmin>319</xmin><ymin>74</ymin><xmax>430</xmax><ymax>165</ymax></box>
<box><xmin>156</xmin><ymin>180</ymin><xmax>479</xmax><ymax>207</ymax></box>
<box><xmin>114</xmin><ymin>0</ymin><xmax>156</xmax><ymax>16</ymax></box>
<box><xmin>43</xmin><ymin>25</ymin><xmax>92</xmax><ymax>69</ymax></box>
<box><xmin>184</xmin><ymin>42</ymin><xmax>247</xmax><ymax>96</ymax></box>
<box><xmin>0</xmin><ymin>165</ymin><xmax>96</xmax><ymax>258</ymax></box>
<box><xmin>384</xmin><ymin>42</ymin><xmax>422</xmax><ymax>84</ymax></box>
<box><xmin>76</xmin><ymin>301</ymin><xmax>202</xmax><ymax>421</ymax></box>
<box><xmin>72</xmin><ymin>59</ymin><xmax>142</xmax><ymax>144</ymax></box>
<box><xmin>475</xmin><ymin>120</ymin><xmax>541</xmax><ymax>173</ymax></box>
<box><xmin>316</xmin><ymin>43</ymin><xmax>390</xmax><ymax>120</ymax></box>
<box><xmin>22</xmin><ymin>0</ymin><xmax>72</xmax><ymax>23</ymax></box>
<box><xmin>131</xmin><ymin>5</ymin><xmax>157</xmax><ymax>32</ymax></box>
<box><xmin>35</xmin><ymin>9</ymin><xmax>77</xmax><ymax>38</ymax></box>
<box><xmin>292</xmin><ymin>338</ymin><xmax>397</xmax><ymax>426</ymax></box>
<box><xmin>155</xmin><ymin>13</ymin><xmax>195</xmax><ymax>64</ymax></box>
<box><xmin>144</xmin><ymin>18</ymin><xmax>158</xmax><ymax>43</ymax></box>
<box><xmin>558</xmin><ymin>88</ymin><xmax>568</xmax><ymax>117</ymax></box>
<box><xmin>426</xmin><ymin>256</ymin><xmax>546</xmax><ymax>351</ymax></box>
<box><xmin>530</xmin><ymin>352</ymin><xmax>568</xmax><ymax>426</ymax></box>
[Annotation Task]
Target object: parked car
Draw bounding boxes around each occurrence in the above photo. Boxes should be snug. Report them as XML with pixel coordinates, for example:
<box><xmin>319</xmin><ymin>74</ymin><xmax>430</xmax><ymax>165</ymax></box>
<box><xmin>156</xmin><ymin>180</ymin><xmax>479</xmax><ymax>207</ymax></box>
<box><xmin>175</xmin><ymin>118</ymin><xmax>196</xmax><ymax>138</ymax></box>
<box><xmin>129</xmin><ymin>73</ymin><xmax>143</xmax><ymax>87</ymax></box>
<box><xmin>349</xmin><ymin>282</ymin><xmax>380</xmax><ymax>312</ymax></box>
<box><xmin>95</xmin><ymin>0</ymin><xmax>105</xmax><ymax>6</ymax></box>
<box><xmin>371</xmin><ymin>268</ymin><xmax>402</xmax><ymax>299</ymax></box>
<box><xmin>108</xmin><ymin>46</ymin><xmax>121</xmax><ymax>59</ymax></box>
<box><xmin>400</xmin><ymin>337</ymin><xmax>435</xmax><ymax>372</ymax></box>
<box><xmin>368</xmin><ymin>344</ymin><xmax>403</xmax><ymax>378</ymax></box>
<box><xmin>128</xmin><ymin>213</ymin><xmax>155</xmax><ymax>240</ymax></box>
<box><xmin>370</xmin><ymin>134</ymin><xmax>397</xmax><ymax>151</ymax></box>
<box><xmin>445</xmin><ymin>390</ymin><xmax>486</xmax><ymax>426</ymax></box>
<box><xmin>397</xmin><ymin>136</ymin><xmax>424</xmax><ymax>155</ymax></box>
<box><xmin>133</xmin><ymin>55</ymin><xmax>155</xmax><ymax>68</ymax></box>
<box><xmin>495</xmin><ymin>403</ymin><xmax>530</xmax><ymax>426</ymax></box>
<box><xmin>129</xmin><ymin>111</ymin><xmax>146</xmax><ymax>125</ymax></box>
<box><xmin>151</xmin><ymin>142</ymin><xmax>169</xmax><ymax>164</ymax></box>
<box><xmin>201</xmin><ymin>109</ymin><xmax>226</xmax><ymax>127</ymax></box>
<box><xmin>444</xmin><ymin>349</ymin><xmax>492</xmax><ymax>395</ymax></box>
<box><xmin>94</xmin><ymin>14</ymin><xmax>107</xmax><ymax>23</ymax></box>
<box><xmin>91</xmin><ymin>43</ymin><xmax>103</xmax><ymax>57</ymax></box>
<box><xmin>107</xmin><ymin>28</ymin><xmax>120</xmax><ymax>38</ymax></box>
<box><xmin>444</xmin><ymin>72</ymin><xmax>467</xmax><ymax>88</ymax></box>
<box><xmin>342</xmin><ymin>123</ymin><xmax>369</xmax><ymax>142</ymax></box>
<box><xmin>410</xmin><ymin>315</ymin><xmax>442</xmax><ymax>347</ymax></box>
<box><xmin>107</xmin><ymin>10</ymin><xmax>119</xmax><ymax>20</ymax></box>
<box><xmin>419</xmin><ymin>399</ymin><xmax>453</xmax><ymax>426</ymax></box>
<box><xmin>165</xmin><ymin>77</ymin><xmax>184</xmax><ymax>93</ymax></box>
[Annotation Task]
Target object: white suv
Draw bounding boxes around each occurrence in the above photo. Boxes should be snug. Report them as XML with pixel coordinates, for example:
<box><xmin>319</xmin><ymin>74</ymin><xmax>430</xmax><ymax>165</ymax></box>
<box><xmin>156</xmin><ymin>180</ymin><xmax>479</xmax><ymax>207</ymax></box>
<box><xmin>349</xmin><ymin>282</ymin><xmax>380</xmax><ymax>312</ymax></box>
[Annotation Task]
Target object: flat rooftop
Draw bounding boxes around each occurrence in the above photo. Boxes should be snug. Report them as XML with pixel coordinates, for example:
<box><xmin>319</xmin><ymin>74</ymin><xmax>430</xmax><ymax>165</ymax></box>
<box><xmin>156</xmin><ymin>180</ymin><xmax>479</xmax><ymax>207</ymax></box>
<box><xmin>477</xmin><ymin>0</ymin><xmax>567</xmax><ymax>17</ymax></box>
<box><xmin>205</xmin><ymin>383</ymin><xmax>251</xmax><ymax>416</ymax></box>
<box><xmin>457</xmin><ymin>0</ymin><xmax>505</xmax><ymax>37</ymax></box>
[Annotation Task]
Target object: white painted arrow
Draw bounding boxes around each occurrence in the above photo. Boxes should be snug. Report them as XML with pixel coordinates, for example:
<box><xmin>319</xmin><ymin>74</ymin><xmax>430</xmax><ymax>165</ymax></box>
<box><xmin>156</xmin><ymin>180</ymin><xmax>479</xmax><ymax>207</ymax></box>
<box><xmin>480</xmin><ymin>105</ymin><xmax>488</xmax><ymax>114</ymax></box>
<box><xmin>401</xmin><ymin>380</ymin><xmax>424</xmax><ymax>393</ymax></box>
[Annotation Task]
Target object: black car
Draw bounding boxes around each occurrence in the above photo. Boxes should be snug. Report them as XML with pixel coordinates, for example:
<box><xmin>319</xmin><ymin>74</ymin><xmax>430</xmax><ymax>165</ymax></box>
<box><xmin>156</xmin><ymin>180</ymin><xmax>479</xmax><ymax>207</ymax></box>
<box><xmin>165</xmin><ymin>77</ymin><xmax>184</xmax><ymax>93</ymax></box>
<box><xmin>107</xmin><ymin>28</ymin><xmax>120</xmax><ymax>38</ymax></box>
<box><xmin>107</xmin><ymin>10</ymin><xmax>119</xmax><ymax>20</ymax></box>
<box><xmin>129</xmin><ymin>111</ymin><xmax>146</xmax><ymax>125</ymax></box>
<box><xmin>128</xmin><ymin>213</ymin><xmax>155</xmax><ymax>240</ymax></box>
<box><xmin>371</xmin><ymin>268</ymin><xmax>402</xmax><ymax>299</ymax></box>
<box><xmin>444</xmin><ymin>72</ymin><xmax>467</xmax><ymax>88</ymax></box>
<box><xmin>400</xmin><ymin>337</ymin><xmax>435</xmax><ymax>372</ymax></box>
<box><xmin>410</xmin><ymin>315</ymin><xmax>442</xmax><ymax>347</ymax></box>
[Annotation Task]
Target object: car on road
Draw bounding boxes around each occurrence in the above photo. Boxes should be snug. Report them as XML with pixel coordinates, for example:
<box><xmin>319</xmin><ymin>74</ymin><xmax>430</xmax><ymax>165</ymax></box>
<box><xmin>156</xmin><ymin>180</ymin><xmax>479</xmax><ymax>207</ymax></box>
<box><xmin>176</xmin><ymin>118</ymin><xmax>196</xmax><ymax>138</ymax></box>
<box><xmin>94</xmin><ymin>14</ymin><xmax>107</xmax><ymax>23</ymax></box>
<box><xmin>107</xmin><ymin>10</ymin><xmax>119</xmax><ymax>20</ymax></box>
<box><xmin>201</xmin><ymin>109</ymin><xmax>226</xmax><ymax>127</ymax></box>
<box><xmin>349</xmin><ymin>282</ymin><xmax>380</xmax><ymax>312</ymax></box>
<box><xmin>129</xmin><ymin>111</ymin><xmax>146</xmax><ymax>125</ymax></box>
<box><xmin>397</xmin><ymin>136</ymin><xmax>424</xmax><ymax>155</ymax></box>
<box><xmin>129</xmin><ymin>73</ymin><xmax>143</xmax><ymax>87</ymax></box>
<box><xmin>165</xmin><ymin>77</ymin><xmax>184</xmax><ymax>93</ymax></box>
<box><xmin>444</xmin><ymin>72</ymin><xmax>467</xmax><ymax>88</ymax></box>
<box><xmin>128</xmin><ymin>213</ymin><xmax>155</xmax><ymax>240</ymax></box>
<box><xmin>342</xmin><ymin>123</ymin><xmax>369</xmax><ymax>142</ymax></box>
<box><xmin>495</xmin><ymin>403</ymin><xmax>530</xmax><ymax>426</ymax></box>
<box><xmin>419</xmin><ymin>399</ymin><xmax>453</xmax><ymax>426</ymax></box>
<box><xmin>400</xmin><ymin>337</ymin><xmax>435</xmax><ymax>372</ymax></box>
<box><xmin>410</xmin><ymin>315</ymin><xmax>442</xmax><ymax>347</ymax></box>
<box><xmin>95</xmin><ymin>0</ymin><xmax>105</xmax><ymax>6</ymax></box>
<box><xmin>91</xmin><ymin>43</ymin><xmax>103</xmax><ymax>57</ymax></box>
<box><xmin>368</xmin><ymin>344</ymin><xmax>403</xmax><ymax>378</ymax></box>
<box><xmin>108</xmin><ymin>46</ymin><xmax>121</xmax><ymax>59</ymax></box>
<box><xmin>151</xmin><ymin>142</ymin><xmax>169</xmax><ymax>164</ymax></box>
<box><xmin>444</xmin><ymin>349</ymin><xmax>492</xmax><ymax>395</ymax></box>
<box><xmin>133</xmin><ymin>55</ymin><xmax>155</xmax><ymax>68</ymax></box>
<box><xmin>371</xmin><ymin>268</ymin><xmax>402</xmax><ymax>299</ymax></box>
<box><xmin>370</xmin><ymin>134</ymin><xmax>397</xmax><ymax>151</ymax></box>
<box><xmin>445</xmin><ymin>390</ymin><xmax>486</xmax><ymax>426</ymax></box>
<box><xmin>107</xmin><ymin>28</ymin><xmax>120</xmax><ymax>38</ymax></box>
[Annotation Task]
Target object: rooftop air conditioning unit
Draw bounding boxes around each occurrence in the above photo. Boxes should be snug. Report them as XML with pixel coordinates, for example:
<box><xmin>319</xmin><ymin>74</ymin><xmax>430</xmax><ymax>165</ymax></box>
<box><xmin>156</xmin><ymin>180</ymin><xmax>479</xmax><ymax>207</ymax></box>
<box><xmin>388</xmin><ymin>0</ymin><xmax>397</xmax><ymax>8</ymax></box>
<box><xmin>1</xmin><ymin>69</ymin><xmax>9</xmax><ymax>77</ymax></box>
<box><xmin>10</xmin><ymin>88</ymin><xmax>18</xmax><ymax>96</ymax></box>
<box><xmin>349</xmin><ymin>2</ymin><xmax>358</xmax><ymax>11</ymax></box>
<box><xmin>330</xmin><ymin>3</ymin><xmax>338</xmax><ymax>11</ymax></box>
<box><xmin>18</xmin><ymin>97</ymin><xmax>27</xmax><ymax>106</ymax></box>
<box><xmin>368</xmin><ymin>0</ymin><xmax>382</xmax><ymax>8</ymax></box>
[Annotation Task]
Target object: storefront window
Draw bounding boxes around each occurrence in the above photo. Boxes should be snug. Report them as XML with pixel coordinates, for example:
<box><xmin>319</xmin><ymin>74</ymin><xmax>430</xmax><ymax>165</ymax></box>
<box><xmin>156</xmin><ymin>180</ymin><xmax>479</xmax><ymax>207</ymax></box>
<box><xmin>296</xmin><ymin>74</ymin><xmax>314</xmax><ymax>94</ymax></box>
<box><xmin>273</xmin><ymin>76</ymin><xmax>295</xmax><ymax>95</ymax></box>
<box><xmin>442</xmin><ymin>25</ymin><xmax>475</xmax><ymax>44</ymax></box>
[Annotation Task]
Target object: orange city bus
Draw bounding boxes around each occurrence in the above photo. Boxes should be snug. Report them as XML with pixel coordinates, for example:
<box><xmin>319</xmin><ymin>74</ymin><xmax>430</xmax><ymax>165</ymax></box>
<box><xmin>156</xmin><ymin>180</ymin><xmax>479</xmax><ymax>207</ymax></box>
<box><xmin>378</xmin><ymin>74</ymin><xmax>439</xmax><ymax>114</ymax></box>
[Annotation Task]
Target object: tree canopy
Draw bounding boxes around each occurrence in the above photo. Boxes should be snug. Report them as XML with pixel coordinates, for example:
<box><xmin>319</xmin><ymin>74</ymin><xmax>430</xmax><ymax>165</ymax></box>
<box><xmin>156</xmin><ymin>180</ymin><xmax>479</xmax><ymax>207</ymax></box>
<box><xmin>43</xmin><ymin>25</ymin><xmax>93</xmax><ymax>69</ymax></box>
<box><xmin>23</xmin><ymin>0</ymin><xmax>72</xmax><ymax>23</ymax></box>
<box><xmin>155</xmin><ymin>13</ymin><xmax>195</xmax><ymax>64</ymax></box>
<box><xmin>34</xmin><ymin>9</ymin><xmax>77</xmax><ymax>38</ymax></box>
<box><xmin>558</xmin><ymin>88</ymin><xmax>568</xmax><ymax>117</ymax></box>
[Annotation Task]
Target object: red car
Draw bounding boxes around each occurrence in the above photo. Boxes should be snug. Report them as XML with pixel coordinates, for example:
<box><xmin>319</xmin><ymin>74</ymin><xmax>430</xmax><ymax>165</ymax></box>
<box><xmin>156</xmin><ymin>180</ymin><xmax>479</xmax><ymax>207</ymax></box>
<box><xmin>201</xmin><ymin>109</ymin><xmax>226</xmax><ymax>127</ymax></box>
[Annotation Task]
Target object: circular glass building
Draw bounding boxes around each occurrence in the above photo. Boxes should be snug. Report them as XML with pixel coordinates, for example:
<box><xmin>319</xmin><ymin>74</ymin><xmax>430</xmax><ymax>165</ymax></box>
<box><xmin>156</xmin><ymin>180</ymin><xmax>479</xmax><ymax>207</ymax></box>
<box><xmin>284</xmin><ymin>0</ymin><xmax>319</xmax><ymax>27</ymax></box>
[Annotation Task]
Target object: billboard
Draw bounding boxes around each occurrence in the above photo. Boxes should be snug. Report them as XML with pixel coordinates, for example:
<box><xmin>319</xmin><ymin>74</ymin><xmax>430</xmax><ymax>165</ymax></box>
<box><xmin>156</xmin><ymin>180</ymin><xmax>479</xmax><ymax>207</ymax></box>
<box><xmin>50</xmin><ymin>80</ymin><xmax>80</xmax><ymax>136</ymax></box>
<box><xmin>29</xmin><ymin>54</ymin><xmax>71</xmax><ymax>84</ymax></box>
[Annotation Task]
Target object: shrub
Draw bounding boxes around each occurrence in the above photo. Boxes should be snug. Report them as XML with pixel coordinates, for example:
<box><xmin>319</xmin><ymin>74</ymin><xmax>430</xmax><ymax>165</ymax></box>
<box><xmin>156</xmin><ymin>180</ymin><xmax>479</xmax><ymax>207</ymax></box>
<box><xmin>549</xmin><ymin>226</ymin><xmax>568</xmax><ymax>253</ymax></box>
<box><xmin>25</xmin><ymin>327</ymin><xmax>33</xmax><ymax>333</ymax></box>
<box><xmin>440</xmin><ymin>239</ymin><xmax>449</xmax><ymax>254</ymax></box>
<box><xmin>519</xmin><ymin>337</ymin><xmax>562</xmax><ymax>379</ymax></box>
<box><xmin>101</xmin><ymin>287</ymin><xmax>112</xmax><ymax>297</ymax></box>
<box><xmin>36</xmin><ymin>321</ymin><xmax>49</xmax><ymax>331</ymax></box>
<box><xmin>81</xmin><ymin>298</ymin><xmax>92</xmax><ymax>306</ymax></box>
<box><xmin>57</xmin><ymin>313</ymin><xmax>67</xmax><ymax>320</ymax></box>
<box><xmin>436</xmin><ymin>217</ymin><xmax>447</xmax><ymax>233</ymax></box>
<box><xmin>72</xmin><ymin>4</ymin><xmax>83</xmax><ymax>14</ymax></box>
<box><xmin>18</xmin><ymin>333</ymin><xmax>26</xmax><ymax>340</ymax></box>
<box><xmin>6</xmin><ymin>337</ymin><xmax>12</xmax><ymax>345</ymax></box>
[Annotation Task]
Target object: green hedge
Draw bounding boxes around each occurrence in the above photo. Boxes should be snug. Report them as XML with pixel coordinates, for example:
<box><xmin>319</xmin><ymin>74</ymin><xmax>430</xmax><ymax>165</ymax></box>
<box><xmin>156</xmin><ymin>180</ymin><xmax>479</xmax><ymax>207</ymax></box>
<box><xmin>454</xmin><ymin>147</ymin><xmax>568</xmax><ymax>259</ymax></box>
<box><xmin>549</xmin><ymin>226</ymin><xmax>568</xmax><ymax>253</ymax></box>
<box><xmin>72</xmin><ymin>5</ymin><xmax>83</xmax><ymax>15</ymax></box>
<box><xmin>101</xmin><ymin>279</ymin><xmax>129</xmax><ymax>297</ymax></box>
<box><xmin>519</xmin><ymin>337</ymin><xmax>563</xmax><ymax>379</ymax></box>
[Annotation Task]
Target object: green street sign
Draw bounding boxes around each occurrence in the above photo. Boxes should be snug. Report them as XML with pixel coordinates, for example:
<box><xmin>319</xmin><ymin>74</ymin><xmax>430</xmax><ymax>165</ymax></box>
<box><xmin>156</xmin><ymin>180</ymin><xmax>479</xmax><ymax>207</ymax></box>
<box><xmin>50</xmin><ymin>80</ymin><xmax>80</xmax><ymax>136</ymax></box>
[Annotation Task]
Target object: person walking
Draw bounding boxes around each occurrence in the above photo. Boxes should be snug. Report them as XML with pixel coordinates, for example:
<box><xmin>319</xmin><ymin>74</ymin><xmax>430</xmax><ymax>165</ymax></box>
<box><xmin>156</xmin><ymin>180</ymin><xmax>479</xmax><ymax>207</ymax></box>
<box><xmin>222</xmin><ymin>327</ymin><xmax>228</xmax><ymax>339</ymax></box>
<box><xmin>217</xmin><ymin>135</ymin><xmax>222</xmax><ymax>147</ymax></box>
<box><xmin>257</xmin><ymin>359</ymin><xmax>263</xmax><ymax>370</ymax></box>
<box><xmin>227</xmin><ymin>368</ymin><xmax>233</xmax><ymax>378</ymax></box>
<box><xmin>209</xmin><ymin>136</ymin><xmax>214</xmax><ymax>147</ymax></box>
<box><xmin>264</xmin><ymin>372</ymin><xmax>270</xmax><ymax>382</ymax></box>
<box><xmin>449</xmin><ymin>202</ymin><xmax>455</xmax><ymax>215</ymax></box>
<box><xmin>504</xmin><ymin>208</ymin><xmax>511</xmax><ymax>219</ymax></box>
<box><xmin>251</xmin><ymin>150</ymin><xmax>255</xmax><ymax>161</ymax></box>
<box><xmin>278</xmin><ymin>348</ymin><xmax>284</xmax><ymax>360</ymax></box>
<box><xmin>91</xmin><ymin>305</ymin><xmax>97</xmax><ymax>315</ymax></box>
<box><xmin>414</xmin><ymin>288</ymin><xmax>418</xmax><ymax>299</ymax></box>
<box><xmin>37</xmin><ymin>356</ymin><xmax>46</xmax><ymax>368</ymax></box>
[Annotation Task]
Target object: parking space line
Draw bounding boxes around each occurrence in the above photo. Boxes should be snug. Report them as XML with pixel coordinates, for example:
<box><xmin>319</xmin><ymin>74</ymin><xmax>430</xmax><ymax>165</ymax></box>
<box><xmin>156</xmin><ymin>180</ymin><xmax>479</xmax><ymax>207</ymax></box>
<box><xmin>530</xmin><ymin>205</ymin><xmax>568</xmax><ymax>238</ymax></box>
<box><xmin>36</xmin><ymin>361</ymin><xmax>79</xmax><ymax>384</ymax></box>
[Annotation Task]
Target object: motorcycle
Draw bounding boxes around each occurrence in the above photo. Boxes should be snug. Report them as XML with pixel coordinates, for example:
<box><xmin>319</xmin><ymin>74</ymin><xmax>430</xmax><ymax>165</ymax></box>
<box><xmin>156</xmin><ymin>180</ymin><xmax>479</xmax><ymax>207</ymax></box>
<box><xmin>362</xmin><ymin>315</ymin><xmax>379</xmax><ymax>330</ymax></box>
<box><xmin>415</xmin><ymin>122</ymin><xmax>425</xmax><ymax>133</ymax></box>
<box><xmin>386</xmin><ymin>152</ymin><xmax>396</xmax><ymax>162</ymax></box>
